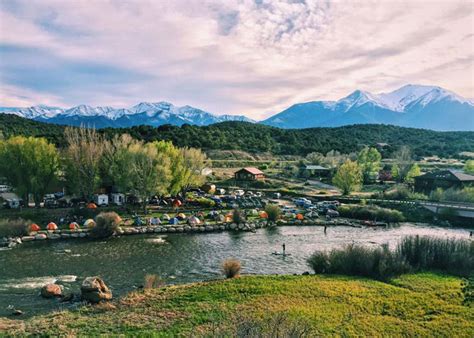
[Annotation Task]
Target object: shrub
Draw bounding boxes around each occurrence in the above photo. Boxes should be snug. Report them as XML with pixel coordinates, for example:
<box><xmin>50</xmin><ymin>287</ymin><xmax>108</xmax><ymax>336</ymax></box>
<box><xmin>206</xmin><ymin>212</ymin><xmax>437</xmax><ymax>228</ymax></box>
<box><xmin>265</xmin><ymin>204</ymin><xmax>281</xmax><ymax>222</ymax></box>
<box><xmin>232</xmin><ymin>209</ymin><xmax>245</xmax><ymax>225</ymax></box>
<box><xmin>90</xmin><ymin>212</ymin><xmax>121</xmax><ymax>239</ymax></box>
<box><xmin>195</xmin><ymin>197</ymin><xmax>216</xmax><ymax>208</ymax></box>
<box><xmin>143</xmin><ymin>274</ymin><xmax>164</xmax><ymax>290</ymax></box>
<box><xmin>0</xmin><ymin>218</ymin><xmax>29</xmax><ymax>237</ymax></box>
<box><xmin>430</xmin><ymin>187</ymin><xmax>474</xmax><ymax>204</ymax></box>
<box><xmin>338</xmin><ymin>204</ymin><xmax>404</xmax><ymax>223</ymax></box>
<box><xmin>222</xmin><ymin>258</ymin><xmax>241</xmax><ymax>278</ymax></box>
<box><xmin>307</xmin><ymin>252</ymin><xmax>330</xmax><ymax>274</ymax></box>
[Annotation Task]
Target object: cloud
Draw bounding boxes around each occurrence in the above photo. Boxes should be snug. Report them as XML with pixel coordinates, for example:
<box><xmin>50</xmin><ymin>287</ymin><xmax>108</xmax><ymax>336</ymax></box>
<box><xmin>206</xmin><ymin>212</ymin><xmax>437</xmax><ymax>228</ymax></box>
<box><xmin>0</xmin><ymin>0</ymin><xmax>472</xmax><ymax>120</ymax></box>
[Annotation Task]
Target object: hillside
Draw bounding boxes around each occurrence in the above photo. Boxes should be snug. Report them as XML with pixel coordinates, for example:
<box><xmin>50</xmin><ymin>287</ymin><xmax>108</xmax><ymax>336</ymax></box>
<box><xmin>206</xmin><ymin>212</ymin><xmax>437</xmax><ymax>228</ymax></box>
<box><xmin>1</xmin><ymin>274</ymin><xmax>472</xmax><ymax>336</ymax></box>
<box><xmin>1</xmin><ymin>114</ymin><xmax>474</xmax><ymax>158</ymax></box>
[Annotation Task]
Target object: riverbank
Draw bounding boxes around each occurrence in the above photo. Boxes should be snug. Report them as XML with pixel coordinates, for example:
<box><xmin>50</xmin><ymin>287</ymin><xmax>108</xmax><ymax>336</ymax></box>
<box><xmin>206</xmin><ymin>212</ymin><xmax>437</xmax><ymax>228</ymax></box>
<box><xmin>1</xmin><ymin>273</ymin><xmax>472</xmax><ymax>336</ymax></box>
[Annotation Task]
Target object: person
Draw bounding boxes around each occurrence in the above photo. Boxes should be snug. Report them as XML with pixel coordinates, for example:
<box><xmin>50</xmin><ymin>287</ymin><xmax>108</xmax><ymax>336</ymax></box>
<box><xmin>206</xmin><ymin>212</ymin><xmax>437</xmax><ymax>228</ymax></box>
<box><xmin>282</xmin><ymin>243</ymin><xmax>286</xmax><ymax>255</ymax></box>
<box><xmin>470</xmin><ymin>231</ymin><xmax>473</xmax><ymax>238</ymax></box>
<box><xmin>324</xmin><ymin>225</ymin><xmax>327</xmax><ymax>234</ymax></box>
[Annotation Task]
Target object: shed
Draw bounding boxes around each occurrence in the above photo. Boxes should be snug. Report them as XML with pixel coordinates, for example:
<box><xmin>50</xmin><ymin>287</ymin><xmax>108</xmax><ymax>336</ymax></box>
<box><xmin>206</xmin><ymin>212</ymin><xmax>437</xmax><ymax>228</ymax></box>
<box><xmin>234</xmin><ymin>167</ymin><xmax>265</xmax><ymax>181</ymax></box>
<box><xmin>301</xmin><ymin>165</ymin><xmax>331</xmax><ymax>178</ymax></box>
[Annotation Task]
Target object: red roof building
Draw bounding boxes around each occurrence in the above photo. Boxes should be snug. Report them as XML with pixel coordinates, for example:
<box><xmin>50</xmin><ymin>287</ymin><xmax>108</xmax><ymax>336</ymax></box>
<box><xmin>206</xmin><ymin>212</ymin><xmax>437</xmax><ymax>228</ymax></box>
<box><xmin>234</xmin><ymin>167</ymin><xmax>265</xmax><ymax>181</ymax></box>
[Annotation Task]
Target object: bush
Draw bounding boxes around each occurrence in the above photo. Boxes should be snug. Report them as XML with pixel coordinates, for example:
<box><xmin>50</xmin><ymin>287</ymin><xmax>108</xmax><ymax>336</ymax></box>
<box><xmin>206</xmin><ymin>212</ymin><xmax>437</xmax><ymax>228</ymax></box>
<box><xmin>195</xmin><ymin>197</ymin><xmax>216</xmax><ymax>208</ymax></box>
<box><xmin>338</xmin><ymin>204</ymin><xmax>404</xmax><ymax>223</ymax></box>
<box><xmin>307</xmin><ymin>252</ymin><xmax>330</xmax><ymax>274</ymax></box>
<box><xmin>232</xmin><ymin>209</ymin><xmax>245</xmax><ymax>225</ymax></box>
<box><xmin>430</xmin><ymin>187</ymin><xmax>474</xmax><ymax>204</ymax></box>
<box><xmin>222</xmin><ymin>258</ymin><xmax>241</xmax><ymax>278</ymax></box>
<box><xmin>0</xmin><ymin>218</ymin><xmax>29</xmax><ymax>237</ymax></box>
<box><xmin>143</xmin><ymin>274</ymin><xmax>164</xmax><ymax>290</ymax></box>
<box><xmin>90</xmin><ymin>212</ymin><xmax>121</xmax><ymax>239</ymax></box>
<box><xmin>265</xmin><ymin>204</ymin><xmax>281</xmax><ymax>222</ymax></box>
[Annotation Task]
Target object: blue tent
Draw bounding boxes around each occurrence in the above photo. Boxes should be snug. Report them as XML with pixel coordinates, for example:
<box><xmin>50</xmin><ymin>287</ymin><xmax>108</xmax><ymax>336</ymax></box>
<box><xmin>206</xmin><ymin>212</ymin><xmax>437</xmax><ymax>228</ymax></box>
<box><xmin>169</xmin><ymin>217</ymin><xmax>179</xmax><ymax>225</ymax></box>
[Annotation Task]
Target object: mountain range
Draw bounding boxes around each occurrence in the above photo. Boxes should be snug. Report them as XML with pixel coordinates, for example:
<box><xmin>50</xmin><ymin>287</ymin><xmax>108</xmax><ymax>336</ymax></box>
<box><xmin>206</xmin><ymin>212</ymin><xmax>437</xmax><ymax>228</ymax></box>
<box><xmin>1</xmin><ymin>85</ymin><xmax>473</xmax><ymax>131</ymax></box>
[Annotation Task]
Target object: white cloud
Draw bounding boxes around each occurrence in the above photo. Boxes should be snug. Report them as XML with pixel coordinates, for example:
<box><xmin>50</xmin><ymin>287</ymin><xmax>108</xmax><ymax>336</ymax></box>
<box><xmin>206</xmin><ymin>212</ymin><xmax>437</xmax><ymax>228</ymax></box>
<box><xmin>0</xmin><ymin>0</ymin><xmax>472</xmax><ymax>119</ymax></box>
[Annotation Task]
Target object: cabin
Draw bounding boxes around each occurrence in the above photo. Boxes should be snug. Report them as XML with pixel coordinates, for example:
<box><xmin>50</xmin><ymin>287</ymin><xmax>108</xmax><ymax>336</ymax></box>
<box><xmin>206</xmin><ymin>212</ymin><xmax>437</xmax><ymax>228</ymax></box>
<box><xmin>234</xmin><ymin>167</ymin><xmax>265</xmax><ymax>181</ymax></box>
<box><xmin>414</xmin><ymin>170</ymin><xmax>474</xmax><ymax>194</ymax></box>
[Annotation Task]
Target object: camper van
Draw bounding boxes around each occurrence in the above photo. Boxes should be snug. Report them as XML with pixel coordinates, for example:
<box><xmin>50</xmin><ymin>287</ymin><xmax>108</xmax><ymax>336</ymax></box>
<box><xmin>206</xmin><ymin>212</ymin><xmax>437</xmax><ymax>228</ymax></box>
<box><xmin>3</xmin><ymin>198</ymin><xmax>20</xmax><ymax>209</ymax></box>
<box><xmin>110</xmin><ymin>193</ymin><xmax>125</xmax><ymax>206</ymax></box>
<box><xmin>94</xmin><ymin>194</ymin><xmax>109</xmax><ymax>206</ymax></box>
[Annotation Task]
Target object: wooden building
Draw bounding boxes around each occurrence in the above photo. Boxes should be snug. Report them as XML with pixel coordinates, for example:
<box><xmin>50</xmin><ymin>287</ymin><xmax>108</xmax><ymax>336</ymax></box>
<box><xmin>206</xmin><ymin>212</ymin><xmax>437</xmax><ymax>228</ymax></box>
<box><xmin>234</xmin><ymin>167</ymin><xmax>265</xmax><ymax>181</ymax></box>
<box><xmin>414</xmin><ymin>170</ymin><xmax>474</xmax><ymax>193</ymax></box>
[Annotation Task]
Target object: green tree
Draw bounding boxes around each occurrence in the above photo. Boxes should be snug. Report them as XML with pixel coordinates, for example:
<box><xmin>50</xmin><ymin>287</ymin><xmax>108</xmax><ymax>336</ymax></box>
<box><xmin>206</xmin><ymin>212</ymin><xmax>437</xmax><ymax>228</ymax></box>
<box><xmin>357</xmin><ymin>147</ymin><xmax>382</xmax><ymax>183</ymax></box>
<box><xmin>464</xmin><ymin>160</ymin><xmax>474</xmax><ymax>175</ymax></box>
<box><xmin>333</xmin><ymin>160</ymin><xmax>363</xmax><ymax>195</ymax></box>
<box><xmin>405</xmin><ymin>164</ymin><xmax>422</xmax><ymax>184</ymax></box>
<box><xmin>0</xmin><ymin>136</ymin><xmax>59</xmax><ymax>206</ymax></box>
<box><xmin>391</xmin><ymin>164</ymin><xmax>400</xmax><ymax>181</ymax></box>
<box><xmin>178</xmin><ymin>147</ymin><xmax>208</xmax><ymax>197</ymax></box>
<box><xmin>64</xmin><ymin>127</ymin><xmax>105</xmax><ymax>200</ymax></box>
<box><xmin>128</xmin><ymin>142</ymin><xmax>171</xmax><ymax>212</ymax></box>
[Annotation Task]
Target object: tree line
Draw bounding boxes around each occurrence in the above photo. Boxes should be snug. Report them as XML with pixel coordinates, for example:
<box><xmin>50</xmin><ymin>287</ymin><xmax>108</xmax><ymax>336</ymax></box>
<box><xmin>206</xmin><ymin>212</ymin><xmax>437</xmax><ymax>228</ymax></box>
<box><xmin>0</xmin><ymin>127</ymin><xmax>207</xmax><ymax>210</ymax></box>
<box><xmin>1</xmin><ymin>114</ymin><xmax>473</xmax><ymax>158</ymax></box>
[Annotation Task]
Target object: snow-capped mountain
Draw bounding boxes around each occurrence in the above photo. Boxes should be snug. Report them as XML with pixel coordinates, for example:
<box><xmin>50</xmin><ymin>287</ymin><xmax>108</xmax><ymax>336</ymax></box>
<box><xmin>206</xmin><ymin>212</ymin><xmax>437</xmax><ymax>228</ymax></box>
<box><xmin>262</xmin><ymin>85</ymin><xmax>474</xmax><ymax>131</ymax></box>
<box><xmin>0</xmin><ymin>101</ymin><xmax>254</xmax><ymax>128</ymax></box>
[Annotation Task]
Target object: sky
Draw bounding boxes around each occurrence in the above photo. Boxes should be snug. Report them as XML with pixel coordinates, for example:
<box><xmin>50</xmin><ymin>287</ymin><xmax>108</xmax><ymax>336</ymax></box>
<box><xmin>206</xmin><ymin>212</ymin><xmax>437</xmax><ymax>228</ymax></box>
<box><xmin>0</xmin><ymin>0</ymin><xmax>473</xmax><ymax>120</ymax></box>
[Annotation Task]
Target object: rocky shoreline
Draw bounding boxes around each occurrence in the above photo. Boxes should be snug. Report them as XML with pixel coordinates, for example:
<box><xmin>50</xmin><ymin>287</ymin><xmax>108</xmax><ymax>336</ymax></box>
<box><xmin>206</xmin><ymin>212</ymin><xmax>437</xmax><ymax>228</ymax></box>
<box><xmin>1</xmin><ymin>218</ymin><xmax>368</xmax><ymax>249</ymax></box>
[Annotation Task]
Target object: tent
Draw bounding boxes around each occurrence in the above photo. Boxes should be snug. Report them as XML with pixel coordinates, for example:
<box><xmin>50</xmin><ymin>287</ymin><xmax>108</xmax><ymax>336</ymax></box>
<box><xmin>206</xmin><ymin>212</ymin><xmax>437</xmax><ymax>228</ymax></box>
<box><xmin>249</xmin><ymin>209</ymin><xmax>259</xmax><ymax>216</ymax></box>
<box><xmin>30</xmin><ymin>223</ymin><xmax>41</xmax><ymax>232</ymax></box>
<box><xmin>84</xmin><ymin>219</ymin><xmax>96</xmax><ymax>228</ymax></box>
<box><xmin>69</xmin><ymin>222</ymin><xmax>80</xmax><ymax>230</ymax></box>
<box><xmin>177</xmin><ymin>213</ymin><xmax>186</xmax><ymax>220</ymax></box>
<box><xmin>259</xmin><ymin>211</ymin><xmax>268</xmax><ymax>219</ymax></box>
<box><xmin>172</xmin><ymin>199</ymin><xmax>182</xmax><ymax>208</ymax></box>
<box><xmin>150</xmin><ymin>217</ymin><xmax>161</xmax><ymax>225</ymax></box>
<box><xmin>296</xmin><ymin>213</ymin><xmax>304</xmax><ymax>220</ymax></box>
<box><xmin>284</xmin><ymin>212</ymin><xmax>296</xmax><ymax>219</ymax></box>
<box><xmin>47</xmin><ymin>222</ymin><xmax>58</xmax><ymax>231</ymax></box>
<box><xmin>169</xmin><ymin>217</ymin><xmax>179</xmax><ymax>225</ymax></box>
<box><xmin>188</xmin><ymin>216</ymin><xmax>201</xmax><ymax>225</ymax></box>
<box><xmin>162</xmin><ymin>214</ymin><xmax>171</xmax><ymax>221</ymax></box>
<box><xmin>86</xmin><ymin>202</ymin><xmax>97</xmax><ymax>209</ymax></box>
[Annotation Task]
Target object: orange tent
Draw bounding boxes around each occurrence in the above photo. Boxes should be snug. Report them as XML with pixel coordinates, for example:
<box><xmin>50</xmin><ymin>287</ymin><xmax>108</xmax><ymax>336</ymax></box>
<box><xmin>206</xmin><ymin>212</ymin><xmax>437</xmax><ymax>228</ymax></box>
<box><xmin>173</xmin><ymin>199</ymin><xmax>182</xmax><ymax>208</ymax></box>
<box><xmin>47</xmin><ymin>222</ymin><xmax>58</xmax><ymax>231</ymax></box>
<box><xmin>30</xmin><ymin>223</ymin><xmax>41</xmax><ymax>232</ymax></box>
<box><xmin>86</xmin><ymin>202</ymin><xmax>97</xmax><ymax>209</ymax></box>
<box><xmin>259</xmin><ymin>211</ymin><xmax>268</xmax><ymax>219</ymax></box>
<box><xmin>84</xmin><ymin>219</ymin><xmax>96</xmax><ymax>228</ymax></box>
<box><xmin>69</xmin><ymin>222</ymin><xmax>80</xmax><ymax>230</ymax></box>
<box><xmin>296</xmin><ymin>213</ymin><xmax>304</xmax><ymax>220</ymax></box>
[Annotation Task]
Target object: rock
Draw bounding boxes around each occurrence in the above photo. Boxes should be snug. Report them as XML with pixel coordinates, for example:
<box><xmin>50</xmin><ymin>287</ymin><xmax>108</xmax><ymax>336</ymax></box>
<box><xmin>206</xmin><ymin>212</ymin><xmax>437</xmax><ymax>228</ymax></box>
<box><xmin>154</xmin><ymin>227</ymin><xmax>162</xmax><ymax>233</ymax></box>
<box><xmin>79</xmin><ymin>232</ymin><xmax>87</xmax><ymax>238</ymax></box>
<box><xmin>41</xmin><ymin>284</ymin><xmax>63</xmax><ymax>298</ymax></box>
<box><xmin>81</xmin><ymin>277</ymin><xmax>112</xmax><ymax>303</ymax></box>
<box><xmin>229</xmin><ymin>223</ymin><xmax>237</xmax><ymax>230</ymax></box>
<box><xmin>21</xmin><ymin>236</ymin><xmax>35</xmax><ymax>242</ymax></box>
<box><xmin>168</xmin><ymin>227</ymin><xmax>176</xmax><ymax>233</ymax></box>
<box><xmin>176</xmin><ymin>227</ymin><xmax>184</xmax><ymax>232</ymax></box>
<box><xmin>302</xmin><ymin>271</ymin><xmax>310</xmax><ymax>275</ymax></box>
<box><xmin>219</xmin><ymin>226</ymin><xmax>225</xmax><ymax>231</ymax></box>
<box><xmin>61</xmin><ymin>233</ymin><xmax>71</xmax><ymax>239</ymax></box>
<box><xmin>35</xmin><ymin>234</ymin><xmax>47</xmax><ymax>240</ymax></box>
<box><xmin>71</xmin><ymin>233</ymin><xmax>80</xmax><ymax>238</ymax></box>
<box><xmin>205</xmin><ymin>226</ymin><xmax>214</xmax><ymax>232</ymax></box>
<box><xmin>12</xmin><ymin>309</ymin><xmax>23</xmax><ymax>316</ymax></box>
<box><xmin>184</xmin><ymin>225</ymin><xmax>191</xmax><ymax>232</ymax></box>
<box><xmin>146</xmin><ymin>227</ymin><xmax>154</xmax><ymax>233</ymax></box>
<box><xmin>199</xmin><ymin>226</ymin><xmax>205</xmax><ymax>232</ymax></box>
<box><xmin>48</xmin><ymin>234</ymin><xmax>61</xmax><ymax>240</ymax></box>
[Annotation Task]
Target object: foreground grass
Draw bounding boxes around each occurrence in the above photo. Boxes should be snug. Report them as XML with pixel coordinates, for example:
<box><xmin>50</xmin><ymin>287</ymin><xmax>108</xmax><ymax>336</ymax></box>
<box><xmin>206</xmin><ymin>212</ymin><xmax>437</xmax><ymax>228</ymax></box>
<box><xmin>1</xmin><ymin>273</ymin><xmax>473</xmax><ymax>336</ymax></box>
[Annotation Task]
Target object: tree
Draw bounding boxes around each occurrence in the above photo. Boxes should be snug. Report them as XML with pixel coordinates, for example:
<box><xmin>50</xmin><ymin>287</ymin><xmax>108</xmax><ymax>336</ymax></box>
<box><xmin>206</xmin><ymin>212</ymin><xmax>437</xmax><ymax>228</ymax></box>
<box><xmin>333</xmin><ymin>160</ymin><xmax>363</xmax><ymax>195</ymax></box>
<box><xmin>393</xmin><ymin>146</ymin><xmax>413</xmax><ymax>182</ymax></box>
<box><xmin>177</xmin><ymin>147</ymin><xmax>208</xmax><ymax>197</ymax></box>
<box><xmin>305</xmin><ymin>152</ymin><xmax>324</xmax><ymax>164</ymax></box>
<box><xmin>464</xmin><ymin>160</ymin><xmax>474</xmax><ymax>175</ymax></box>
<box><xmin>405</xmin><ymin>164</ymin><xmax>422</xmax><ymax>184</ymax></box>
<box><xmin>357</xmin><ymin>147</ymin><xmax>382</xmax><ymax>183</ymax></box>
<box><xmin>128</xmin><ymin>142</ymin><xmax>171</xmax><ymax>212</ymax></box>
<box><xmin>64</xmin><ymin>127</ymin><xmax>105</xmax><ymax>200</ymax></box>
<box><xmin>0</xmin><ymin>136</ymin><xmax>59</xmax><ymax>206</ymax></box>
<box><xmin>391</xmin><ymin>164</ymin><xmax>400</xmax><ymax>181</ymax></box>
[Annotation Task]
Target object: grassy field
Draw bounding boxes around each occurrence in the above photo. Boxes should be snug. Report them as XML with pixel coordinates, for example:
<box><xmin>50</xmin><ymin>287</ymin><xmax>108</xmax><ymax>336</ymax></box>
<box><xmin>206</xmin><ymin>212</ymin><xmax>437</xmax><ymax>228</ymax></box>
<box><xmin>1</xmin><ymin>273</ymin><xmax>472</xmax><ymax>336</ymax></box>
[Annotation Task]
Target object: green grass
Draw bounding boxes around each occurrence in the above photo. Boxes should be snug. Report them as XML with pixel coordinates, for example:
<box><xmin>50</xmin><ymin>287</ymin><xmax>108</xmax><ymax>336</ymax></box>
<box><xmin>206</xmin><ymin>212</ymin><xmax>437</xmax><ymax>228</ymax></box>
<box><xmin>1</xmin><ymin>273</ymin><xmax>473</xmax><ymax>336</ymax></box>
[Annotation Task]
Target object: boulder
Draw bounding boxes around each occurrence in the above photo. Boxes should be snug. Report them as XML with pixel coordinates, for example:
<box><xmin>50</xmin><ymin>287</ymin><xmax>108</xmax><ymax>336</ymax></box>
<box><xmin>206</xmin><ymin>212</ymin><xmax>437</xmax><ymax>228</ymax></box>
<box><xmin>205</xmin><ymin>226</ymin><xmax>214</xmax><ymax>232</ymax></box>
<box><xmin>21</xmin><ymin>236</ymin><xmax>35</xmax><ymax>242</ymax></box>
<box><xmin>41</xmin><ymin>284</ymin><xmax>63</xmax><ymax>298</ymax></box>
<box><xmin>61</xmin><ymin>233</ymin><xmax>71</xmax><ymax>239</ymax></box>
<box><xmin>154</xmin><ymin>227</ymin><xmax>162</xmax><ymax>233</ymax></box>
<box><xmin>48</xmin><ymin>234</ymin><xmax>61</xmax><ymax>240</ymax></box>
<box><xmin>229</xmin><ymin>223</ymin><xmax>237</xmax><ymax>230</ymax></box>
<box><xmin>35</xmin><ymin>234</ymin><xmax>47</xmax><ymax>240</ymax></box>
<box><xmin>81</xmin><ymin>277</ymin><xmax>112</xmax><ymax>303</ymax></box>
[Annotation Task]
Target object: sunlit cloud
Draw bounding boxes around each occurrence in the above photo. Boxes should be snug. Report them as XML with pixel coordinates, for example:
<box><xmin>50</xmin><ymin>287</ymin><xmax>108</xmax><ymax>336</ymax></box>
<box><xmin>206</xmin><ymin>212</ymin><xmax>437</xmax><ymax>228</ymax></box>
<box><xmin>0</xmin><ymin>0</ymin><xmax>472</xmax><ymax>120</ymax></box>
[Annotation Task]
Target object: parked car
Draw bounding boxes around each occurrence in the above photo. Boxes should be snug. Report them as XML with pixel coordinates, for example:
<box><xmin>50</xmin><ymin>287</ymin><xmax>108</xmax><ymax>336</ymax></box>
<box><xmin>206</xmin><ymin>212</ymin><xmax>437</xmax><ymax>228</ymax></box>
<box><xmin>234</xmin><ymin>189</ymin><xmax>245</xmax><ymax>197</ymax></box>
<box><xmin>3</xmin><ymin>198</ymin><xmax>21</xmax><ymax>209</ymax></box>
<box><xmin>44</xmin><ymin>198</ymin><xmax>58</xmax><ymax>209</ymax></box>
<box><xmin>94</xmin><ymin>194</ymin><xmax>109</xmax><ymax>206</ymax></box>
<box><xmin>326</xmin><ymin>209</ymin><xmax>340</xmax><ymax>218</ymax></box>
<box><xmin>0</xmin><ymin>185</ymin><xmax>11</xmax><ymax>193</ymax></box>
<box><xmin>273</xmin><ymin>192</ymin><xmax>281</xmax><ymax>199</ymax></box>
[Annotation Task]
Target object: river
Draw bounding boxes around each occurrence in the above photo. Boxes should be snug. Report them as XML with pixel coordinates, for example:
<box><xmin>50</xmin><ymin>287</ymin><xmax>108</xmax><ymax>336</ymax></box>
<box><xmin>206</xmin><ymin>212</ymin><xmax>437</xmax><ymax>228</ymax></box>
<box><xmin>0</xmin><ymin>223</ymin><xmax>470</xmax><ymax>317</ymax></box>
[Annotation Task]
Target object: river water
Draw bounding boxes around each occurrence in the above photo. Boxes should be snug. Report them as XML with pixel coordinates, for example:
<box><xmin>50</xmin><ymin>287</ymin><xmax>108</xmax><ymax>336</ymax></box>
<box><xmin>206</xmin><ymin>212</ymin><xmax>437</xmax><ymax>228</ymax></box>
<box><xmin>0</xmin><ymin>223</ymin><xmax>470</xmax><ymax>317</ymax></box>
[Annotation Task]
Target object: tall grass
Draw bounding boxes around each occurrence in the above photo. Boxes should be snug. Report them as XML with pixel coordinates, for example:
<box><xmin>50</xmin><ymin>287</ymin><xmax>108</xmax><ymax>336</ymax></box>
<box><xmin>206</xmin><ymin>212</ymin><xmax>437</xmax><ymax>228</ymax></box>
<box><xmin>337</xmin><ymin>204</ymin><xmax>404</xmax><ymax>223</ymax></box>
<box><xmin>397</xmin><ymin>236</ymin><xmax>474</xmax><ymax>277</ymax></box>
<box><xmin>307</xmin><ymin>235</ymin><xmax>473</xmax><ymax>280</ymax></box>
<box><xmin>265</xmin><ymin>204</ymin><xmax>281</xmax><ymax>222</ymax></box>
<box><xmin>90</xmin><ymin>212</ymin><xmax>121</xmax><ymax>239</ymax></box>
<box><xmin>222</xmin><ymin>259</ymin><xmax>241</xmax><ymax>278</ymax></box>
